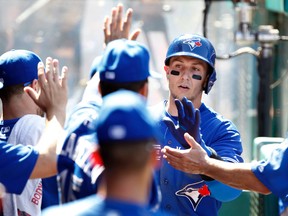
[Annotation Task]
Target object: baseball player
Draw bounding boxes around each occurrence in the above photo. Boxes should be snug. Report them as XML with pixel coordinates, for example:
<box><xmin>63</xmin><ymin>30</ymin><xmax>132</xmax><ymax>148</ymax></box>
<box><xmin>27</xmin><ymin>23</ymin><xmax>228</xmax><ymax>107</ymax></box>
<box><xmin>0</xmin><ymin>56</ymin><xmax>68</xmax><ymax>195</ymax></box>
<box><xmin>163</xmin><ymin>132</ymin><xmax>288</xmax><ymax>215</ymax></box>
<box><xmin>43</xmin><ymin>90</ymin><xmax>168</xmax><ymax>216</ymax></box>
<box><xmin>0</xmin><ymin>50</ymin><xmax>62</xmax><ymax>215</ymax></box>
<box><xmin>151</xmin><ymin>34</ymin><xmax>244</xmax><ymax>215</ymax></box>
<box><xmin>56</xmin><ymin>4</ymin><xmax>162</xmax><ymax>210</ymax></box>
<box><xmin>57</xmin><ymin>38</ymin><xmax>161</xmax><ymax>212</ymax></box>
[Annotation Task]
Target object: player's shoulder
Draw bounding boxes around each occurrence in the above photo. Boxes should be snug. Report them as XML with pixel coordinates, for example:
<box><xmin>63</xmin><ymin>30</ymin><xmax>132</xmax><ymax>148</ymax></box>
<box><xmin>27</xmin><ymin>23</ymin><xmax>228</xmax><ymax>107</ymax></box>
<box><xmin>17</xmin><ymin>114</ymin><xmax>45</xmax><ymax>126</ymax></box>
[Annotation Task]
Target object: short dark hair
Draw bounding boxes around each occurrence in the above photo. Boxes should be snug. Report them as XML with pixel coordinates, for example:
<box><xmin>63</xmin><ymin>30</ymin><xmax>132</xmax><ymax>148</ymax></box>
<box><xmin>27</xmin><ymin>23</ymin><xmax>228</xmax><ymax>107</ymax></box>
<box><xmin>0</xmin><ymin>83</ymin><xmax>25</xmax><ymax>103</ymax></box>
<box><xmin>99</xmin><ymin>139</ymin><xmax>155</xmax><ymax>172</ymax></box>
<box><xmin>99</xmin><ymin>79</ymin><xmax>148</xmax><ymax>97</ymax></box>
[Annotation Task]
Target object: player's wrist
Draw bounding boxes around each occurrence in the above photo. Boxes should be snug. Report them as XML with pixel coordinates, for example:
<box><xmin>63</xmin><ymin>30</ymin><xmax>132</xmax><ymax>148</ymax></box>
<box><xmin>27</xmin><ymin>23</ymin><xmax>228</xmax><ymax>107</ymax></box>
<box><xmin>200</xmin><ymin>148</ymin><xmax>223</xmax><ymax>181</ymax></box>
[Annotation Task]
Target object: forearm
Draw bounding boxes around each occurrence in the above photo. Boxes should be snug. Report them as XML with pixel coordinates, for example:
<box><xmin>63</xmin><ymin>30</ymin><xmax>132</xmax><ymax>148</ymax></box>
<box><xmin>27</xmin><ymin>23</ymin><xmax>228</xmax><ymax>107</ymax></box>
<box><xmin>30</xmin><ymin>116</ymin><xmax>64</xmax><ymax>178</ymax></box>
<box><xmin>203</xmin><ymin>158</ymin><xmax>271</xmax><ymax>194</ymax></box>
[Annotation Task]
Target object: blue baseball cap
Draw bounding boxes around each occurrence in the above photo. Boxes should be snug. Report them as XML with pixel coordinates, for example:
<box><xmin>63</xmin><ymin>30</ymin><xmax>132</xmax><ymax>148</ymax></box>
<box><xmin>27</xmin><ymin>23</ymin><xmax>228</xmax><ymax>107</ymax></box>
<box><xmin>0</xmin><ymin>49</ymin><xmax>41</xmax><ymax>89</ymax></box>
<box><xmin>96</xmin><ymin>90</ymin><xmax>161</xmax><ymax>143</ymax></box>
<box><xmin>98</xmin><ymin>39</ymin><xmax>161</xmax><ymax>83</ymax></box>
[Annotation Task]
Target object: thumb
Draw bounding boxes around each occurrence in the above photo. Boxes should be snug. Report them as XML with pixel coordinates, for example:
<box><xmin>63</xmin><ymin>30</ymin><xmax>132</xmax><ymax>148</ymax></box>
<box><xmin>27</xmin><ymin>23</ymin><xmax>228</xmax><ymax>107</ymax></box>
<box><xmin>184</xmin><ymin>132</ymin><xmax>201</xmax><ymax>149</ymax></box>
<box><xmin>24</xmin><ymin>86</ymin><xmax>38</xmax><ymax>104</ymax></box>
<box><xmin>129</xmin><ymin>29</ymin><xmax>141</xmax><ymax>41</ymax></box>
<box><xmin>162</xmin><ymin>116</ymin><xmax>176</xmax><ymax>131</ymax></box>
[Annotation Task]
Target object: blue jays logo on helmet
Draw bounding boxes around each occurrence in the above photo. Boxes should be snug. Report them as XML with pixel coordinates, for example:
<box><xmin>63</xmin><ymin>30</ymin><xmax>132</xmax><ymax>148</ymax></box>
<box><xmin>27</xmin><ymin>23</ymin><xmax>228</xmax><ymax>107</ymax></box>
<box><xmin>183</xmin><ymin>38</ymin><xmax>202</xmax><ymax>51</ymax></box>
<box><xmin>165</xmin><ymin>34</ymin><xmax>217</xmax><ymax>94</ymax></box>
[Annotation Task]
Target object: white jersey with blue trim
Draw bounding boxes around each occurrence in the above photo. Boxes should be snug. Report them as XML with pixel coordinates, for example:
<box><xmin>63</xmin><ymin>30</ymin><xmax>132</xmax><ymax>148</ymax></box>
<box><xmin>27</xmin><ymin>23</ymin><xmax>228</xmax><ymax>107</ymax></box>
<box><xmin>3</xmin><ymin>115</ymin><xmax>44</xmax><ymax>216</ymax></box>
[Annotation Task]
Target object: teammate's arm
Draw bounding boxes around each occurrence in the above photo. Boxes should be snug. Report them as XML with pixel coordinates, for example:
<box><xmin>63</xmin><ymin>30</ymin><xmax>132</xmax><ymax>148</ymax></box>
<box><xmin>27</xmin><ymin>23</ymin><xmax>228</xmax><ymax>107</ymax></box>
<box><xmin>25</xmin><ymin>57</ymin><xmax>68</xmax><ymax>179</ymax></box>
<box><xmin>162</xmin><ymin>133</ymin><xmax>270</xmax><ymax>194</ymax></box>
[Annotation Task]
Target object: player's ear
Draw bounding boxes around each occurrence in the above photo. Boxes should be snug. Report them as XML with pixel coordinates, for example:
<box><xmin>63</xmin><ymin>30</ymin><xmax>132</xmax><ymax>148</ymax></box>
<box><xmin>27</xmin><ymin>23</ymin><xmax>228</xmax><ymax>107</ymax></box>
<box><xmin>139</xmin><ymin>82</ymin><xmax>148</xmax><ymax>98</ymax></box>
<box><xmin>164</xmin><ymin>66</ymin><xmax>170</xmax><ymax>78</ymax></box>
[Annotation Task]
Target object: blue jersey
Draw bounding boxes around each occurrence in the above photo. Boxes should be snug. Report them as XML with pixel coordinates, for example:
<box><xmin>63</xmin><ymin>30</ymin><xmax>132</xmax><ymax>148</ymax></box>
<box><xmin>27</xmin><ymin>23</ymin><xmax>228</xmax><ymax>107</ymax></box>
<box><xmin>252</xmin><ymin>140</ymin><xmax>288</xmax><ymax>207</ymax></box>
<box><xmin>0</xmin><ymin>118</ymin><xmax>19</xmax><ymax>142</ymax></box>
<box><xmin>0</xmin><ymin>142</ymin><xmax>38</xmax><ymax>194</ymax></box>
<box><xmin>58</xmin><ymin>100</ymin><xmax>101</xmax><ymax>203</ymax></box>
<box><xmin>42</xmin><ymin>194</ymin><xmax>168</xmax><ymax>216</ymax></box>
<box><xmin>153</xmin><ymin>101</ymin><xmax>243</xmax><ymax>215</ymax></box>
<box><xmin>58</xmin><ymin>99</ymin><xmax>161</xmax><ymax>211</ymax></box>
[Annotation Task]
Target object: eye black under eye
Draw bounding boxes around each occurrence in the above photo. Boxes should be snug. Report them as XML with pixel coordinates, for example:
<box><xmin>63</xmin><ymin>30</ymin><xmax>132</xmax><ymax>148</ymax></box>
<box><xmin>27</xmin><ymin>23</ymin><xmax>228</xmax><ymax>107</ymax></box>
<box><xmin>171</xmin><ymin>70</ymin><xmax>180</xmax><ymax>76</ymax></box>
<box><xmin>192</xmin><ymin>74</ymin><xmax>202</xmax><ymax>80</ymax></box>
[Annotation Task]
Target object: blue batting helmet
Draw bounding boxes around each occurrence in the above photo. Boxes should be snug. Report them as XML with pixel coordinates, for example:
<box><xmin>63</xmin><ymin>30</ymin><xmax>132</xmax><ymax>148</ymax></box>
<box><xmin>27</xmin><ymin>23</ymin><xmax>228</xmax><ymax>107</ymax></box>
<box><xmin>165</xmin><ymin>34</ymin><xmax>217</xmax><ymax>94</ymax></box>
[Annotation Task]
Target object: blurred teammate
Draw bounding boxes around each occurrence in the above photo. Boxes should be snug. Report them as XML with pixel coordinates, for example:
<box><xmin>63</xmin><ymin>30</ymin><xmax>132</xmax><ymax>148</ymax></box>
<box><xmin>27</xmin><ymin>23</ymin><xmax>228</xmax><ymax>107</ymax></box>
<box><xmin>57</xmin><ymin>38</ymin><xmax>161</xmax><ymax>212</ymax></box>
<box><xmin>0</xmin><ymin>57</ymin><xmax>68</xmax><ymax>213</ymax></box>
<box><xmin>0</xmin><ymin>50</ymin><xmax>61</xmax><ymax>215</ymax></box>
<box><xmin>56</xmin><ymin>4</ymin><xmax>163</xmax><ymax>209</ymax></box>
<box><xmin>43</xmin><ymin>90</ymin><xmax>166</xmax><ymax>215</ymax></box>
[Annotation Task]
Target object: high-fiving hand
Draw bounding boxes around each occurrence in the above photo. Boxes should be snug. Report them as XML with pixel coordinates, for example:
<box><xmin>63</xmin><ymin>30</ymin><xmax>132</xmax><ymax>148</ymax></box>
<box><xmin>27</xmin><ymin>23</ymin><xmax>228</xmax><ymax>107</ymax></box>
<box><xmin>163</xmin><ymin>97</ymin><xmax>212</xmax><ymax>156</ymax></box>
<box><xmin>24</xmin><ymin>57</ymin><xmax>68</xmax><ymax>125</ymax></box>
<box><xmin>103</xmin><ymin>3</ymin><xmax>141</xmax><ymax>47</ymax></box>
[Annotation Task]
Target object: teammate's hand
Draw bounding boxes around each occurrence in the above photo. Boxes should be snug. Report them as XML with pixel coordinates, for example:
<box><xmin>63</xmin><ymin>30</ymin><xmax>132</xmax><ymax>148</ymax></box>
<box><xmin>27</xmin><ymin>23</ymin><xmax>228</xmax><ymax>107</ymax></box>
<box><xmin>24</xmin><ymin>57</ymin><xmax>68</xmax><ymax>126</ymax></box>
<box><xmin>103</xmin><ymin>3</ymin><xmax>141</xmax><ymax>48</ymax></box>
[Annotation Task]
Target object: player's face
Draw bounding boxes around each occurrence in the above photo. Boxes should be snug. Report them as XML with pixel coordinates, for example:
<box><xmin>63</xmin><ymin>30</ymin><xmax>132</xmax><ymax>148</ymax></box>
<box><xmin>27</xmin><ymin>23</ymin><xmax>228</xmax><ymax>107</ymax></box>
<box><xmin>165</xmin><ymin>56</ymin><xmax>208</xmax><ymax>104</ymax></box>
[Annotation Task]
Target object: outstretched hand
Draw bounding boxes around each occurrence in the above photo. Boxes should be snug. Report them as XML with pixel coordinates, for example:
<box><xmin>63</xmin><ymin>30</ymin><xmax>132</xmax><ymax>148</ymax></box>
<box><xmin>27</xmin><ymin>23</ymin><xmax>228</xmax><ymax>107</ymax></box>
<box><xmin>163</xmin><ymin>97</ymin><xmax>201</xmax><ymax>148</ymax></box>
<box><xmin>162</xmin><ymin>133</ymin><xmax>242</xmax><ymax>202</ymax></box>
<box><xmin>103</xmin><ymin>3</ymin><xmax>141</xmax><ymax>47</ymax></box>
<box><xmin>24</xmin><ymin>57</ymin><xmax>68</xmax><ymax>125</ymax></box>
<box><xmin>163</xmin><ymin>97</ymin><xmax>213</xmax><ymax>156</ymax></box>
<box><xmin>162</xmin><ymin>133</ymin><xmax>208</xmax><ymax>174</ymax></box>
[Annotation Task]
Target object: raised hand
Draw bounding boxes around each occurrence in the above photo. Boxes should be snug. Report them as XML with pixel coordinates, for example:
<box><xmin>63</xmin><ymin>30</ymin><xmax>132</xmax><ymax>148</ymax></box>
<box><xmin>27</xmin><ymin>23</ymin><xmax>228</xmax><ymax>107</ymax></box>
<box><xmin>163</xmin><ymin>97</ymin><xmax>214</xmax><ymax>156</ymax></box>
<box><xmin>163</xmin><ymin>97</ymin><xmax>201</xmax><ymax>146</ymax></box>
<box><xmin>24</xmin><ymin>57</ymin><xmax>68</xmax><ymax>125</ymax></box>
<box><xmin>103</xmin><ymin>3</ymin><xmax>141</xmax><ymax>47</ymax></box>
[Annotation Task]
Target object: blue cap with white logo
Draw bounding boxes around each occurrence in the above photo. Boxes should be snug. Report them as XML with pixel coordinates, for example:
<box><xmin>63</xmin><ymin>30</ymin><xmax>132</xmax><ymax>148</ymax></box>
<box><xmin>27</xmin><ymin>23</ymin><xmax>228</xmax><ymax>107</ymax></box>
<box><xmin>0</xmin><ymin>49</ymin><xmax>41</xmax><ymax>89</ymax></box>
<box><xmin>98</xmin><ymin>39</ymin><xmax>161</xmax><ymax>83</ymax></box>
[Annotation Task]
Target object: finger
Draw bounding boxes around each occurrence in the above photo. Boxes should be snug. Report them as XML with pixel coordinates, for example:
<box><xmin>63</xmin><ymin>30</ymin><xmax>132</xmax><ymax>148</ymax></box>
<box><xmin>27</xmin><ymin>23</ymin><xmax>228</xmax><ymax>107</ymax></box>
<box><xmin>115</xmin><ymin>3</ymin><xmax>123</xmax><ymax>33</ymax></box>
<box><xmin>52</xmin><ymin>59</ymin><xmax>60</xmax><ymax>82</ymax></box>
<box><xmin>189</xmin><ymin>100</ymin><xmax>196</xmax><ymax>121</ymax></box>
<box><xmin>24</xmin><ymin>86</ymin><xmax>38</xmax><ymax>103</ymax></box>
<box><xmin>162</xmin><ymin>146</ymin><xmax>184</xmax><ymax>158</ymax></box>
<box><xmin>60</xmin><ymin>66</ymin><xmax>68</xmax><ymax>89</ymax></box>
<box><xmin>110</xmin><ymin>7</ymin><xmax>118</xmax><ymax>39</ymax></box>
<box><xmin>45</xmin><ymin>57</ymin><xmax>53</xmax><ymax>84</ymax></box>
<box><xmin>175</xmin><ymin>99</ymin><xmax>184</xmax><ymax>124</ymax></box>
<box><xmin>182</xmin><ymin>97</ymin><xmax>193</xmax><ymax>121</ymax></box>
<box><xmin>129</xmin><ymin>29</ymin><xmax>141</xmax><ymax>41</ymax></box>
<box><xmin>194</xmin><ymin>110</ymin><xmax>201</xmax><ymax>129</ymax></box>
<box><xmin>103</xmin><ymin>16</ymin><xmax>110</xmax><ymax>45</ymax></box>
<box><xmin>162</xmin><ymin>116</ymin><xmax>176</xmax><ymax>131</ymax></box>
<box><xmin>123</xmin><ymin>8</ymin><xmax>133</xmax><ymax>38</ymax></box>
<box><xmin>37</xmin><ymin>62</ymin><xmax>46</xmax><ymax>88</ymax></box>
<box><xmin>162</xmin><ymin>147</ymin><xmax>185</xmax><ymax>169</ymax></box>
